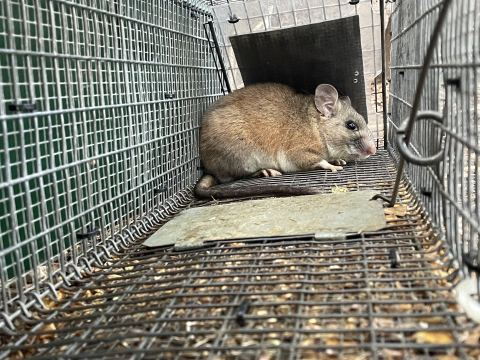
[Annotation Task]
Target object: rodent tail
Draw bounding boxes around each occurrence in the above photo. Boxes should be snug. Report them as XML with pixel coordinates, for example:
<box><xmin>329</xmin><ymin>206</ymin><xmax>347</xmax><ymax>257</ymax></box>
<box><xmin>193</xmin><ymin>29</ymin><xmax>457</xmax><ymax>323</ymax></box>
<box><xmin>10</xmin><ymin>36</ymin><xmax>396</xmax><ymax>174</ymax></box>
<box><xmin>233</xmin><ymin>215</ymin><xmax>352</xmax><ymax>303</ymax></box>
<box><xmin>194</xmin><ymin>174</ymin><xmax>321</xmax><ymax>199</ymax></box>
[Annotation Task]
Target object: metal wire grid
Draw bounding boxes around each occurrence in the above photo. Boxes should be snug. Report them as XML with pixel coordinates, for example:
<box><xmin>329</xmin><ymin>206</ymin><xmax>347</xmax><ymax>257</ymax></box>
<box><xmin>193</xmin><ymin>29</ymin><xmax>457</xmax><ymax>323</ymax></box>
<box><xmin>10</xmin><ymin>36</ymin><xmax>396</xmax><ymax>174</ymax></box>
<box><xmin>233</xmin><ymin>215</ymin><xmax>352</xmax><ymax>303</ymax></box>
<box><xmin>196</xmin><ymin>150</ymin><xmax>393</xmax><ymax>202</ymax></box>
<box><xmin>1</xmin><ymin>151</ymin><xmax>479</xmax><ymax>359</ymax></box>
<box><xmin>388</xmin><ymin>0</ymin><xmax>480</xmax><ymax>276</ymax></box>
<box><xmin>209</xmin><ymin>0</ymin><xmax>389</xmax><ymax>141</ymax></box>
<box><xmin>0</xmin><ymin>0</ymin><xmax>223</xmax><ymax>324</ymax></box>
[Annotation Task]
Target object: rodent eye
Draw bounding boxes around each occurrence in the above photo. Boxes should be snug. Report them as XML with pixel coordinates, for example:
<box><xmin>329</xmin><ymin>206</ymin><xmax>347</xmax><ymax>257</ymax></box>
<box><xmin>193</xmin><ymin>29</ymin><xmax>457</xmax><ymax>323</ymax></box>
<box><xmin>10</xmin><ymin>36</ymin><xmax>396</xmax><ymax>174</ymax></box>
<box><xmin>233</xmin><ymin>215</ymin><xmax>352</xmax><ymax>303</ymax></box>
<box><xmin>345</xmin><ymin>120</ymin><xmax>358</xmax><ymax>131</ymax></box>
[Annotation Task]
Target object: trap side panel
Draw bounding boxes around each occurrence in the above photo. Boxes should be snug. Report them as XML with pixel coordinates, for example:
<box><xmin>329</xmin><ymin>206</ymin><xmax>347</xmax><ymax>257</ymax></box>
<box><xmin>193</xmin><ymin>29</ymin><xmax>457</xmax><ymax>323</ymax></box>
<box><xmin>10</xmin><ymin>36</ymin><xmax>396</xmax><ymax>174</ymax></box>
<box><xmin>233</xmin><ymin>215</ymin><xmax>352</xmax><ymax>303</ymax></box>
<box><xmin>230</xmin><ymin>16</ymin><xmax>368</xmax><ymax>121</ymax></box>
<box><xmin>145</xmin><ymin>190</ymin><xmax>386</xmax><ymax>248</ymax></box>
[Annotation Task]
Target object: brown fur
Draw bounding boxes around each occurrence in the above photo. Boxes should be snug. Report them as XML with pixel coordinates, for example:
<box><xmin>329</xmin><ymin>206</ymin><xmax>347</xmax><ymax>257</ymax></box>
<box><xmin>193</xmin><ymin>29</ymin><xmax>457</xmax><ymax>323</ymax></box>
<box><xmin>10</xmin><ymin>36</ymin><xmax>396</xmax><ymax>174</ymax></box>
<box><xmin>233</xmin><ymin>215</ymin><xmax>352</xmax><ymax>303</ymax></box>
<box><xmin>195</xmin><ymin>83</ymin><xmax>375</xmax><ymax>199</ymax></box>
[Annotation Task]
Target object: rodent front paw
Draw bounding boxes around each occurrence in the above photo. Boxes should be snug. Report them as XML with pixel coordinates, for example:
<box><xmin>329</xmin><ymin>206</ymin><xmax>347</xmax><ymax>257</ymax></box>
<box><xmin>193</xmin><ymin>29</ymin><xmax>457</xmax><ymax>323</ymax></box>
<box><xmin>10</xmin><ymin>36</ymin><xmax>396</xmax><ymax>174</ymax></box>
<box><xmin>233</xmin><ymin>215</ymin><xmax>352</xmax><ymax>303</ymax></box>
<box><xmin>328</xmin><ymin>165</ymin><xmax>343</xmax><ymax>172</ymax></box>
<box><xmin>316</xmin><ymin>160</ymin><xmax>344</xmax><ymax>172</ymax></box>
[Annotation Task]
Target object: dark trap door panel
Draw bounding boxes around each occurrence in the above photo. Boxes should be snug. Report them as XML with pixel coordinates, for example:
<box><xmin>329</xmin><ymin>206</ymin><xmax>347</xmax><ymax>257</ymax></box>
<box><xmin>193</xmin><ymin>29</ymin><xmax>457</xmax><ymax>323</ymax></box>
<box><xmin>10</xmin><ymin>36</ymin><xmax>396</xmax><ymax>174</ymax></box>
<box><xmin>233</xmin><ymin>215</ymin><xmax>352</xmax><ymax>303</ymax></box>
<box><xmin>230</xmin><ymin>16</ymin><xmax>368</xmax><ymax>121</ymax></box>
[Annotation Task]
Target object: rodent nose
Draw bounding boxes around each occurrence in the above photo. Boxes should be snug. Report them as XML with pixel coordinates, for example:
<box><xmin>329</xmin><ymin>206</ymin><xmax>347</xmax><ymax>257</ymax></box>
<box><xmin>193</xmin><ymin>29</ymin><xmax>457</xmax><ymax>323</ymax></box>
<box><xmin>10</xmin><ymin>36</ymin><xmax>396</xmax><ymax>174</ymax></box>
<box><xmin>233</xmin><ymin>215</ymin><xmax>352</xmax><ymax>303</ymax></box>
<box><xmin>366</xmin><ymin>143</ymin><xmax>377</xmax><ymax>155</ymax></box>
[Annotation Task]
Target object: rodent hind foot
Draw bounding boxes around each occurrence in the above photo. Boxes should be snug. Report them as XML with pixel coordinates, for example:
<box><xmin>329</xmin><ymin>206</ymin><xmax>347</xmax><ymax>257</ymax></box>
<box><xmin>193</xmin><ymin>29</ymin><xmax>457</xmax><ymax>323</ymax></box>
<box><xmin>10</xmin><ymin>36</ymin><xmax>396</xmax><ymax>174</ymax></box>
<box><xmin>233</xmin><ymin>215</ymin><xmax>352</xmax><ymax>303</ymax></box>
<box><xmin>332</xmin><ymin>159</ymin><xmax>347</xmax><ymax>166</ymax></box>
<box><xmin>252</xmin><ymin>169</ymin><xmax>283</xmax><ymax>178</ymax></box>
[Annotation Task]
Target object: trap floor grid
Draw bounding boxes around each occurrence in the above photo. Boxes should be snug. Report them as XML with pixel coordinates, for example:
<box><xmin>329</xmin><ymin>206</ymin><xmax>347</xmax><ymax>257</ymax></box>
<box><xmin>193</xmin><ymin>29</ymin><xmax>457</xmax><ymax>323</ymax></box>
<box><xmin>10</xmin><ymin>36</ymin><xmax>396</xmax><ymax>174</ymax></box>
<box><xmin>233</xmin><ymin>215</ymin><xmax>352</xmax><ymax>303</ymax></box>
<box><xmin>1</xmin><ymin>150</ymin><xmax>479</xmax><ymax>360</ymax></box>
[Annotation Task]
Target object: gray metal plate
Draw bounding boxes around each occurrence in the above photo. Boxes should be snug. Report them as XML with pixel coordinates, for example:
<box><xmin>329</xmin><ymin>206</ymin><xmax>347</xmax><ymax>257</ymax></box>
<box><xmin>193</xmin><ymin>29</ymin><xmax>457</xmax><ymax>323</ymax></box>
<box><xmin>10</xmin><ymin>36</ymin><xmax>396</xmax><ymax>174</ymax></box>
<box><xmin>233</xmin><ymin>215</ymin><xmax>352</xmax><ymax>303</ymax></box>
<box><xmin>229</xmin><ymin>16</ymin><xmax>368</xmax><ymax>121</ymax></box>
<box><xmin>144</xmin><ymin>190</ymin><xmax>386</xmax><ymax>248</ymax></box>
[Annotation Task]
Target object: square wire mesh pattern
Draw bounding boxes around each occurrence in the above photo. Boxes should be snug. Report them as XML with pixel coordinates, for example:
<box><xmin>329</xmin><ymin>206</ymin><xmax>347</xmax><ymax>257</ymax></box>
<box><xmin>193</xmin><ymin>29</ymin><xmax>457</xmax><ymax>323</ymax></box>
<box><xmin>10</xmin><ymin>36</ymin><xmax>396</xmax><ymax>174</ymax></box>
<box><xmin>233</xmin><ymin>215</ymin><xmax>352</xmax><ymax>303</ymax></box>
<box><xmin>388</xmin><ymin>0</ymin><xmax>480</xmax><ymax>276</ymax></box>
<box><xmin>210</xmin><ymin>0</ymin><xmax>389</xmax><ymax>140</ymax></box>
<box><xmin>204</xmin><ymin>149</ymin><xmax>393</xmax><ymax>197</ymax></box>
<box><xmin>1</xmin><ymin>151</ymin><xmax>479</xmax><ymax>359</ymax></box>
<box><xmin>0</xmin><ymin>0</ymin><xmax>223</xmax><ymax>319</ymax></box>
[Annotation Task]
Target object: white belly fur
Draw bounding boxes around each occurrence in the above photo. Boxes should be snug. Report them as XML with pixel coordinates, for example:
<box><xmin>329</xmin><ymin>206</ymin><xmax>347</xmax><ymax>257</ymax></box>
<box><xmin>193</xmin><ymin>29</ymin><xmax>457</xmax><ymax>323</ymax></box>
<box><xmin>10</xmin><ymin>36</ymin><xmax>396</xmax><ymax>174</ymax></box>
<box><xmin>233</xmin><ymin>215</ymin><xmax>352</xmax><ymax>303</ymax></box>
<box><xmin>276</xmin><ymin>151</ymin><xmax>298</xmax><ymax>172</ymax></box>
<box><xmin>242</xmin><ymin>150</ymin><xmax>297</xmax><ymax>174</ymax></box>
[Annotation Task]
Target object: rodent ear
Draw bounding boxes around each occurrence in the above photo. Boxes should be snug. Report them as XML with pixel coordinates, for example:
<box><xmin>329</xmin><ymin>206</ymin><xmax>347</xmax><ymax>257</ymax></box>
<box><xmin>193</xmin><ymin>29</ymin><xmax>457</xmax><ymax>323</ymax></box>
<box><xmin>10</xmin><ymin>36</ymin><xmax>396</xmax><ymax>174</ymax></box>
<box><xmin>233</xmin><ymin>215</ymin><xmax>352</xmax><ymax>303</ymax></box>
<box><xmin>340</xmin><ymin>96</ymin><xmax>351</xmax><ymax>107</ymax></box>
<box><xmin>314</xmin><ymin>84</ymin><xmax>339</xmax><ymax>119</ymax></box>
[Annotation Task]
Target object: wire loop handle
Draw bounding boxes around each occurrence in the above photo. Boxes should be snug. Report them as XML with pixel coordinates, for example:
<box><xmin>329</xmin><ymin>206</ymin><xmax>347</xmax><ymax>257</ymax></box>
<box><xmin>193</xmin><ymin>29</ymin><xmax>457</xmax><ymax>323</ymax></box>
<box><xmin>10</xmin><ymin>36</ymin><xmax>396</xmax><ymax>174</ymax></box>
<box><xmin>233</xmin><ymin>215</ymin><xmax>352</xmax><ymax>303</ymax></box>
<box><xmin>395</xmin><ymin>111</ymin><xmax>445</xmax><ymax>166</ymax></box>
<box><xmin>389</xmin><ymin>0</ymin><xmax>453</xmax><ymax>207</ymax></box>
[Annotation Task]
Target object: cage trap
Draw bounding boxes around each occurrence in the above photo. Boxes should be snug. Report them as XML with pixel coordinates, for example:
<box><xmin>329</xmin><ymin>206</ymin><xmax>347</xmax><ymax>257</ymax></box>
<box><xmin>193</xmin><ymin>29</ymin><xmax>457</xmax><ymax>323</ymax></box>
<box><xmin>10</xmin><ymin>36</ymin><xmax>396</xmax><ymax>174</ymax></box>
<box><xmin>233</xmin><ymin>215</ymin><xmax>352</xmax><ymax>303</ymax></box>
<box><xmin>1</xmin><ymin>0</ymin><xmax>480</xmax><ymax>359</ymax></box>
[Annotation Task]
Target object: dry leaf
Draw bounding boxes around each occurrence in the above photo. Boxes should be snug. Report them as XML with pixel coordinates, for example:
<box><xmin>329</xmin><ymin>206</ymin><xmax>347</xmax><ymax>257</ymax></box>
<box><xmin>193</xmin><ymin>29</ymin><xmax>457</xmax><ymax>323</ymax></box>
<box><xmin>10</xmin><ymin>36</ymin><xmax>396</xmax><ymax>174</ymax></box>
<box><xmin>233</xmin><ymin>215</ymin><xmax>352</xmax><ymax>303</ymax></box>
<box><xmin>384</xmin><ymin>205</ymin><xmax>408</xmax><ymax>216</ymax></box>
<box><xmin>301</xmin><ymin>338</ymin><xmax>317</xmax><ymax>346</ymax></box>
<box><xmin>332</xmin><ymin>184</ymin><xmax>349</xmax><ymax>193</ymax></box>
<box><xmin>379</xmin><ymin>348</ymin><xmax>403</xmax><ymax>358</ymax></box>
<box><xmin>325</xmin><ymin>338</ymin><xmax>339</xmax><ymax>346</ymax></box>
<box><xmin>414</xmin><ymin>316</ymin><xmax>445</xmax><ymax>324</ymax></box>
<box><xmin>37</xmin><ymin>323</ymin><xmax>56</xmax><ymax>341</ymax></box>
<box><xmin>464</xmin><ymin>326</ymin><xmax>480</xmax><ymax>345</ymax></box>
<box><xmin>259</xmin><ymin>350</ymin><xmax>272</xmax><ymax>360</ymax></box>
<box><xmin>412</xmin><ymin>331</ymin><xmax>454</xmax><ymax>344</ymax></box>
<box><xmin>193</xmin><ymin>335</ymin><xmax>215</xmax><ymax>348</ymax></box>
<box><xmin>107</xmin><ymin>274</ymin><xmax>122</xmax><ymax>279</ymax></box>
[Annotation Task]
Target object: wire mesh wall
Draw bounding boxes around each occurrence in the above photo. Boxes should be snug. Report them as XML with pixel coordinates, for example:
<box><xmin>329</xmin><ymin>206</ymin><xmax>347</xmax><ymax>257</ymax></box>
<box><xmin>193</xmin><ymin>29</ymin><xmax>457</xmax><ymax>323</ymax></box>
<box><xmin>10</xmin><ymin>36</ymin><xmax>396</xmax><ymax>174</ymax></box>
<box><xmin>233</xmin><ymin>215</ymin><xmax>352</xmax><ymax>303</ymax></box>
<box><xmin>388</xmin><ymin>0</ymin><xmax>480</xmax><ymax>276</ymax></box>
<box><xmin>210</xmin><ymin>0</ymin><xmax>390</xmax><ymax>141</ymax></box>
<box><xmin>0</xmin><ymin>0</ymin><xmax>223</xmax><ymax>325</ymax></box>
